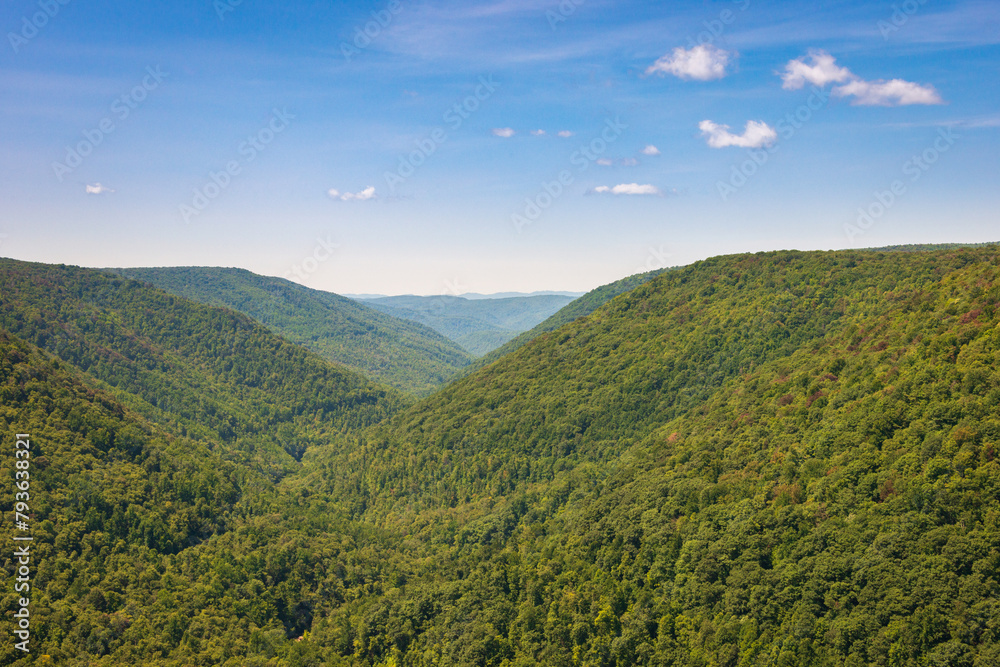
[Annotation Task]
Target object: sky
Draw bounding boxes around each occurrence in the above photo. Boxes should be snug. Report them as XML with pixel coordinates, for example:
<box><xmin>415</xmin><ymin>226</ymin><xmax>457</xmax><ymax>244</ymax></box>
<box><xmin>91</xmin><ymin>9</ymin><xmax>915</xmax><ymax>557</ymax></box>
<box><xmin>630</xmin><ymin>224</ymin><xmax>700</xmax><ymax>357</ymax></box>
<box><xmin>1</xmin><ymin>0</ymin><xmax>998</xmax><ymax>295</ymax></box>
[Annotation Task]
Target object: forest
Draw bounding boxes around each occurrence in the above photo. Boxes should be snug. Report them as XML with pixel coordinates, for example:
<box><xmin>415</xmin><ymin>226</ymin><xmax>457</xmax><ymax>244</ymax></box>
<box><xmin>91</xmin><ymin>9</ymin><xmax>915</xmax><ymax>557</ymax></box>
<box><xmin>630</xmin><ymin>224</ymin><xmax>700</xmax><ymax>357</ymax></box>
<box><xmin>1</xmin><ymin>246</ymin><xmax>999</xmax><ymax>666</ymax></box>
<box><xmin>108</xmin><ymin>266</ymin><xmax>474</xmax><ymax>396</ymax></box>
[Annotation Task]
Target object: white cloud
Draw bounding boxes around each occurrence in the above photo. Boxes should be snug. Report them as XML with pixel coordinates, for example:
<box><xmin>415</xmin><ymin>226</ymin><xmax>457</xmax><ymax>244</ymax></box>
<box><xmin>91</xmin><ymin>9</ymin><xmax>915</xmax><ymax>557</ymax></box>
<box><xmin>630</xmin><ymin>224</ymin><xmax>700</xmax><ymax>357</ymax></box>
<box><xmin>834</xmin><ymin>78</ymin><xmax>943</xmax><ymax>106</ymax></box>
<box><xmin>781</xmin><ymin>50</ymin><xmax>852</xmax><ymax>89</ymax></box>
<box><xmin>557</xmin><ymin>130</ymin><xmax>574</xmax><ymax>137</ymax></box>
<box><xmin>492</xmin><ymin>127</ymin><xmax>516</xmax><ymax>137</ymax></box>
<box><xmin>641</xmin><ymin>144</ymin><xmax>661</xmax><ymax>156</ymax></box>
<box><xmin>328</xmin><ymin>186</ymin><xmax>376</xmax><ymax>201</ymax></box>
<box><xmin>646</xmin><ymin>44</ymin><xmax>732</xmax><ymax>81</ymax></box>
<box><xmin>698</xmin><ymin>120</ymin><xmax>777</xmax><ymax>149</ymax></box>
<box><xmin>531</xmin><ymin>129</ymin><xmax>546</xmax><ymax>136</ymax></box>
<box><xmin>621</xmin><ymin>157</ymin><xmax>638</xmax><ymax>166</ymax></box>
<box><xmin>596</xmin><ymin>158</ymin><xmax>613</xmax><ymax>166</ymax></box>
<box><xmin>592</xmin><ymin>183</ymin><xmax>661</xmax><ymax>196</ymax></box>
<box><xmin>85</xmin><ymin>183</ymin><xmax>114</xmax><ymax>195</ymax></box>
<box><xmin>781</xmin><ymin>50</ymin><xmax>943</xmax><ymax>106</ymax></box>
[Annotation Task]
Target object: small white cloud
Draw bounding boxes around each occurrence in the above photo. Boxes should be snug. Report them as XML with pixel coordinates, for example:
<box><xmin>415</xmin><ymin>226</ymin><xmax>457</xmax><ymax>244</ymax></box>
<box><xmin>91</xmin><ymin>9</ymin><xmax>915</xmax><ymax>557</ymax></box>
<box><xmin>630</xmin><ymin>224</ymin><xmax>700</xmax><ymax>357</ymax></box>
<box><xmin>557</xmin><ymin>130</ymin><xmax>574</xmax><ymax>138</ymax></box>
<box><xmin>531</xmin><ymin>129</ymin><xmax>546</xmax><ymax>136</ymax></box>
<box><xmin>621</xmin><ymin>157</ymin><xmax>639</xmax><ymax>166</ymax></box>
<box><xmin>781</xmin><ymin>50</ymin><xmax>852</xmax><ymax>90</ymax></box>
<box><xmin>646</xmin><ymin>44</ymin><xmax>732</xmax><ymax>81</ymax></box>
<box><xmin>834</xmin><ymin>78</ymin><xmax>943</xmax><ymax>106</ymax></box>
<box><xmin>596</xmin><ymin>158</ymin><xmax>613</xmax><ymax>166</ymax></box>
<box><xmin>592</xmin><ymin>183</ymin><xmax>661</xmax><ymax>196</ymax></box>
<box><xmin>641</xmin><ymin>145</ymin><xmax>661</xmax><ymax>156</ymax></box>
<box><xmin>85</xmin><ymin>183</ymin><xmax>114</xmax><ymax>195</ymax></box>
<box><xmin>329</xmin><ymin>186</ymin><xmax>376</xmax><ymax>201</ymax></box>
<box><xmin>699</xmin><ymin>120</ymin><xmax>777</xmax><ymax>149</ymax></box>
<box><xmin>492</xmin><ymin>127</ymin><xmax>516</xmax><ymax>137</ymax></box>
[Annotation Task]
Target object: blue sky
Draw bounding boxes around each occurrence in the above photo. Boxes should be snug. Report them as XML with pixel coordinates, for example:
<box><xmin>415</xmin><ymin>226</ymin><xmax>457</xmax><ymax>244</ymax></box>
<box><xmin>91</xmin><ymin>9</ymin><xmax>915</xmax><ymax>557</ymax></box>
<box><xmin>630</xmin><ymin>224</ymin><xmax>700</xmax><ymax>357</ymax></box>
<box><xmin>1</xmin><ymin>0</ymin><xmax>998</xmax><ymax>294</ymax></box>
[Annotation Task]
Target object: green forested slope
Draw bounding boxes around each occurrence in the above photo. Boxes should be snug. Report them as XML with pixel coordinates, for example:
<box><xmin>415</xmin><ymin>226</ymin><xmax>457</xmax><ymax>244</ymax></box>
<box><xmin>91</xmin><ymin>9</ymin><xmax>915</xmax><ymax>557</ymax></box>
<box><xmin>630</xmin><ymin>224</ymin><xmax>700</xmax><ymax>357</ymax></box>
<box><xmin>298</xmin><ymin>247</ymin><xmax>1000</xmax><ymax>666</ymax></box>
<box><xmin>0</xmin><ymin>259</ymin><xmax>409</xmax><ymax>666</ymax></box>
<box><xmin>0</xmin><ymin>329</ymin><xmax>406</xmax><ymax>667</ymax></box>
<box><xmin>360</xmin><ymin>294</ymin><xmax>575</xmax><ymax>357</ymax></box>
<box><xmin>108</xmin><ymin>267</ymin><xmax>473</xmax><ymax>395</ymax></box>
<box><xmin>0</xmin><ymin>259</ymin><xmax>404</xmax><ymax>475</ymax></box>
<box><xmin>0</xmin><ymin>329</ymin><xmax>259</xmax><ymax>664</ymax></box>
<box><xmin>461</xmin><ymin>267</ymin><xmax>670</xmax><ymax>375</ymax></box>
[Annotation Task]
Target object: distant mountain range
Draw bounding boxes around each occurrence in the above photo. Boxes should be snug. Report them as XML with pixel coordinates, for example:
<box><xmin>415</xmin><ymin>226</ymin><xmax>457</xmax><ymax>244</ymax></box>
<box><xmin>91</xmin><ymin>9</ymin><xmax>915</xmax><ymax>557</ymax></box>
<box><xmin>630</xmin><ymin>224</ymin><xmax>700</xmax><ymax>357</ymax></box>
<box><xmin>345</xmin><ymin>290</ymin><xmax>586</xmax><ymax>300</ymax></box>
<box><xmin>356</xmin><ymin>293</ymin><xmax>577</xmax><ymax>356</ymax></box>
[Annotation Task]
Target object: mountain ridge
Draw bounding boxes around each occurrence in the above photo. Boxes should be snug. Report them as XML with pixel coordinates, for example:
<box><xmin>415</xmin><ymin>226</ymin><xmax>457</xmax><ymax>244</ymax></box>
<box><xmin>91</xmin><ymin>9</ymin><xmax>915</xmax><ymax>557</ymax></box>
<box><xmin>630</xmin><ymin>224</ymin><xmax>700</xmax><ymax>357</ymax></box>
<box><xmin>105</xmin><ymin>266</ymin><xmax>473</xmax><ymax>395</ymax></box>
<box><xmin>359</xmin><ymin>293</ymin><xmax>577</xmax><ymax>356</ymax></box>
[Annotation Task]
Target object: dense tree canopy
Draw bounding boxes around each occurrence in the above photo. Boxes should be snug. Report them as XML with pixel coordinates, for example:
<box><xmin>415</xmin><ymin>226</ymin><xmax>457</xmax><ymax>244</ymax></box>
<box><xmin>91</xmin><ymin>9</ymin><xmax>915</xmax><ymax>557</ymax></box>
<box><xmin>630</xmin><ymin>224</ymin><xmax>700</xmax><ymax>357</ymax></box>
<box><xmin>2</xmin><ymin>247</ymin><xmax>999</xmax><ymax>665</ymax></box>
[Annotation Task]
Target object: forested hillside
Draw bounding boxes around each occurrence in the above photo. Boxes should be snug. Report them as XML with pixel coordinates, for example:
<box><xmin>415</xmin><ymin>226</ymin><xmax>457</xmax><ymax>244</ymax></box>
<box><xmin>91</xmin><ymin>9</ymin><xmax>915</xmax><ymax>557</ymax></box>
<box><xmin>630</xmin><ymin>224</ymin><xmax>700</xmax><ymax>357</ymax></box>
<box><xmin>2</xmin><ymin>248</ymin><xmax>1000</xmax><ymax>666</ymax></box>
<box><xmin>0</xmin><ymin>329</ymin><xmax>405</xmax><ymax>666</ymax></box>
<box><xmin>108</xmin><ymin>267</ymin><xmax>473</xmax><ymax>395</ymax></box>
<box><xmin>300</xmin><ymin>247</ymin><xmax>1000</xmax><ymax>666</ymax></box>
<box><xmin>464</xmin><ymin>267</ymin><xmax>671</xmax><ymax>375</ymax></box>
<box><xmin>358</xmin><ymin>294</ymin><xmax>575</xmax><ymax>356</ymax></box>
<box><xmin>0</xmin><ymin>259</ymin><xmax>404</xmax><ymax>475</ymax></box>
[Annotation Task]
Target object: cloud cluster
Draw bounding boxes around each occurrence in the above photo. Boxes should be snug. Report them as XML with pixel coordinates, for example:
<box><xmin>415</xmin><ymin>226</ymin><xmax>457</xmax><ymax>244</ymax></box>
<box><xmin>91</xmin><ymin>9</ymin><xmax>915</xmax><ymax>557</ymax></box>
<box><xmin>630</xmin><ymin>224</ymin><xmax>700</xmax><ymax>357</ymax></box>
<box><xmin>85</xmin><ymin>183</ymin><xmax>114</xmax><ymax>195</ymax></box>
<box><xmin>646</xmin><ymin>44</ymin><xmax>732</xmax><ymax>81</ymax></box>
<box><xmin>596</xmin><ymin>154</ymin><xmax>649</xmax><ymax>167</ymax></box>
<box><xmin>699</xmin><ymin>120</ymin><xmax>777</xmax><ymax>149</ymax></box>
<box><xmin>592</xmin><ymin>183</ymin><xmax>660</xmax><ymax>196</ymax></box>
<box><xmin>781</xmin><ymin>50</ymin><xmax>942</xmax><ymax>106</ymax></box>
<box><xmin>328</xmin><ymin>186</ymin><xmax>376</xmax><ymax>201</ymax></box>
<box><xmin>495</xmin><ymin>128</ymin><xmax>574</xmax><ymax>138</ymax></box>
